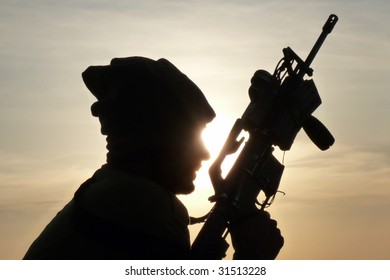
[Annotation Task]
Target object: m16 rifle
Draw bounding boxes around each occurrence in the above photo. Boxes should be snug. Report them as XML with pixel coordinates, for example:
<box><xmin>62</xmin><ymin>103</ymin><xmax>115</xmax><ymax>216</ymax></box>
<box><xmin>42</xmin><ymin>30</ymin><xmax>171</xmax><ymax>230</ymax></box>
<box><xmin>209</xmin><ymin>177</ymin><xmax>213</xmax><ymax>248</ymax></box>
<box><xmin>191</xmin><ymin>14</ymin><xmax>338</xmax><ymax>259</ymax></box>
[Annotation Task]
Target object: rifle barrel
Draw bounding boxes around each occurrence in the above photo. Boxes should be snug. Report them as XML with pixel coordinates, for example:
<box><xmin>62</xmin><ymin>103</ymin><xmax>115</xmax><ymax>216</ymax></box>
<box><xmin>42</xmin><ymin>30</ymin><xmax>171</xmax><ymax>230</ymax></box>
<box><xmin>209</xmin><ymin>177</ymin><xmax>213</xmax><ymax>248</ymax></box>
<box><xmin>298</xmin><ymin>14</ymin><xmax>338</xmax><ymax>79</ymax></box>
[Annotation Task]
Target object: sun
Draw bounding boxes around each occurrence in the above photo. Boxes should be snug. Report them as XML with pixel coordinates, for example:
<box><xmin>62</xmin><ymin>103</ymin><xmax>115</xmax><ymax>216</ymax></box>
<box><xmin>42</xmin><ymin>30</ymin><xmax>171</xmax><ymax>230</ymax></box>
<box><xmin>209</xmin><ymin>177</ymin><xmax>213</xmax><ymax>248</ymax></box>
<box><xmin>194</xmin><ymin>115</ymin><xmax>249</xmax><ymax>190</ymax></box>
<box><xmin>201</xmin><ymin>116</ymin><xmax>233</xmax><ymax>161</ymax></box>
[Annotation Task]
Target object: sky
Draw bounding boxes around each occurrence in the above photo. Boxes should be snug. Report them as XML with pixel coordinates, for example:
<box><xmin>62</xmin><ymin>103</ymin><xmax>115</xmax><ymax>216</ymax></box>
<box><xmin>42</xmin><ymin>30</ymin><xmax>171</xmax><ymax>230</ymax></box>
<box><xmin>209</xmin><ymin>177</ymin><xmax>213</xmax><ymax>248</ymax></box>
<box><xmin>0</xmin><ymin>0</ymin><xmax>389</xmax><ymax>259</ymax></box>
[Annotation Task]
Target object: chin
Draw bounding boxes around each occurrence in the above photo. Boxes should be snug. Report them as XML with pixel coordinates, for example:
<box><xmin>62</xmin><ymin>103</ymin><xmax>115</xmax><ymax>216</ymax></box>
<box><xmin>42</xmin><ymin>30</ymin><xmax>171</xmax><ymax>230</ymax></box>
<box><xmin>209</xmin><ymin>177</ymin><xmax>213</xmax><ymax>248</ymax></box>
<box><xmin>171</xmin><ymin>181</ymin><xmax>195</xmax><ymax>195</ymax></box>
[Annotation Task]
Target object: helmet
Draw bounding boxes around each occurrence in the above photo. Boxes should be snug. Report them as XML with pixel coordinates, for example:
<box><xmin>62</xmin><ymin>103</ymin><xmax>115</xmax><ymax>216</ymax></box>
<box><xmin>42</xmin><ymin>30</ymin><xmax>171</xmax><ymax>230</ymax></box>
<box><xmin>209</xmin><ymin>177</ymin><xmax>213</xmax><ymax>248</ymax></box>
<box><xmin>82</xmin><ymin>56</ymin><xmax>215</xmax><ymax>135</ymax></box>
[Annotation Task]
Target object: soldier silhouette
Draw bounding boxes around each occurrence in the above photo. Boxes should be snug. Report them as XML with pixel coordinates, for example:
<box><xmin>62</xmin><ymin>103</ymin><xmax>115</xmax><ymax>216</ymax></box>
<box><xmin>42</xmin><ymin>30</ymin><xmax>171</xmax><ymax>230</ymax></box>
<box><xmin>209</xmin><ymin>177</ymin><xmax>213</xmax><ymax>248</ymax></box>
<box><xmin>24</xmin><ymin>57</ymin><xmax>283</xmax><ymax>259</ymax></box>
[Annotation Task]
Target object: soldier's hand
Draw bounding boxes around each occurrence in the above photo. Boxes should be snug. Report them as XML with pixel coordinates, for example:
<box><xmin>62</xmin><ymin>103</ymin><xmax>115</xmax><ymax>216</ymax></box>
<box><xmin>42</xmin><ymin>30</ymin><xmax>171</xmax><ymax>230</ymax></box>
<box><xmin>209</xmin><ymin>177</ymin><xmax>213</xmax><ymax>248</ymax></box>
<box><xmin>230</xmin><ymin>211</ymin><xmax>284</xmax><ymax>260</ymax></box>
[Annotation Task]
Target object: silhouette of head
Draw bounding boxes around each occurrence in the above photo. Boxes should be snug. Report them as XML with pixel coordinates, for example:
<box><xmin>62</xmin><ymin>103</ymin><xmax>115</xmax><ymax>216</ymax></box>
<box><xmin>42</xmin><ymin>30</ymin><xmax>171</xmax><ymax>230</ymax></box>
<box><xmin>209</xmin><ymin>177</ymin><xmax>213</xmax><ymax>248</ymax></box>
<box><xmin>82</xmin><ymin>57</ymin><xmax>215</xmax><ymax>194</ymax></box>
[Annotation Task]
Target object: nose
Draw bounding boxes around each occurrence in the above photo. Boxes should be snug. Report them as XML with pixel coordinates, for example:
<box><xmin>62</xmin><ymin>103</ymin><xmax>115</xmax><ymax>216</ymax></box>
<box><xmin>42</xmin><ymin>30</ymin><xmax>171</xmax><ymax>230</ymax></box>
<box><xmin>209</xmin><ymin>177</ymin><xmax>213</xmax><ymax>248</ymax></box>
<box><xmin>202</xmin><ymin>146</ymin><xmax>211</xmax><ymax>161</ymax></box>
<box><xmin>199</xmin><ymin>139</ymin><xmax>211</xmax><ymax>161</ymax></box>
<box><xmin>191</xmin><ymin>136</ymin><xmax>210</xmax><ymax>164</ymax></box>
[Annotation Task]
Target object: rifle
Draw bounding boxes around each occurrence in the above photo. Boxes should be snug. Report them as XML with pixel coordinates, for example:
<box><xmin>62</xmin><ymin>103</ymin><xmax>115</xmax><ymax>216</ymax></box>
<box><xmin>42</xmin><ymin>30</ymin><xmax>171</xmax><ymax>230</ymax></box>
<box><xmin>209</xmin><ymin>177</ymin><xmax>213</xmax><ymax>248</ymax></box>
<box><xmin>191</xmin><ymin>14</ymin><xmax>338</xmax><ymax>259</ymax></box>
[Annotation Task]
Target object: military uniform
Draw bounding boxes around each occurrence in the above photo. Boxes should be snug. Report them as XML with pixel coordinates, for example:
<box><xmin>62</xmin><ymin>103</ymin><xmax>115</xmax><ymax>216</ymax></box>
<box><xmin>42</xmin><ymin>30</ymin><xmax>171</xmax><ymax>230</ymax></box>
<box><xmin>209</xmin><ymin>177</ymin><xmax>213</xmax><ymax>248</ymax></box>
<box><xmin>24</xmin><ymin>165</ymin><xmax>190</xmax><ymax>259</ymax></box>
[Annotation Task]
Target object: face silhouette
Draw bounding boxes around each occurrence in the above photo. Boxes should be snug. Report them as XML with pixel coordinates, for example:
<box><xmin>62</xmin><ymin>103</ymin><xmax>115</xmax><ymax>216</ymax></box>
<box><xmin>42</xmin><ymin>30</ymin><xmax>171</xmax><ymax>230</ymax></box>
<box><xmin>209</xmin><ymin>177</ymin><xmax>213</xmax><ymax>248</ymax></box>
<box><xmin>154</xmin><ymin>123</ymin><xmax>210</xmax><ymax>195</ymax></box>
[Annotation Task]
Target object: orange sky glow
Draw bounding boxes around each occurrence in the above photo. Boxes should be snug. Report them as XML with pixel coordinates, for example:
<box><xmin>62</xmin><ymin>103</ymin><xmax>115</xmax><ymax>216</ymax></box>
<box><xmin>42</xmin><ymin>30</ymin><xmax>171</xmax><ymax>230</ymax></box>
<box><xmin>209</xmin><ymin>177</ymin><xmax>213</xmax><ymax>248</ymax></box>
<box><xmin>0</xmin><ymin>0</ymin><xmax>389</xmax><ymax>260</ymax></box>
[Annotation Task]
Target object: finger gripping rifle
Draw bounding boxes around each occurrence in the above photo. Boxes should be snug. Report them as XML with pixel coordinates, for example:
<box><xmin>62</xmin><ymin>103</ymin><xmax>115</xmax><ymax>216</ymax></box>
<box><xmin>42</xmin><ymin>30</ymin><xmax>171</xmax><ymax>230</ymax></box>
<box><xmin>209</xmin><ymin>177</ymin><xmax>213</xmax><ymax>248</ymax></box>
<box><xmin>191</xmin><ymin>15</ymin><xmax>338</xmax><ymax>259</ymax></box>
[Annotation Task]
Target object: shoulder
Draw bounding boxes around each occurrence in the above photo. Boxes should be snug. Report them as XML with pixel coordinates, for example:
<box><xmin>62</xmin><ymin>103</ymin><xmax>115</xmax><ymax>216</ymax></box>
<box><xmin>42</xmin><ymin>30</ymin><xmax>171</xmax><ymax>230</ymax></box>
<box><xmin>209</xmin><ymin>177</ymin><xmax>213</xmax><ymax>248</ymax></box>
<box><xmin>77</xmin><ymin>166</ymin><xmax>190</xmax><ymax>244</ymax></box>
